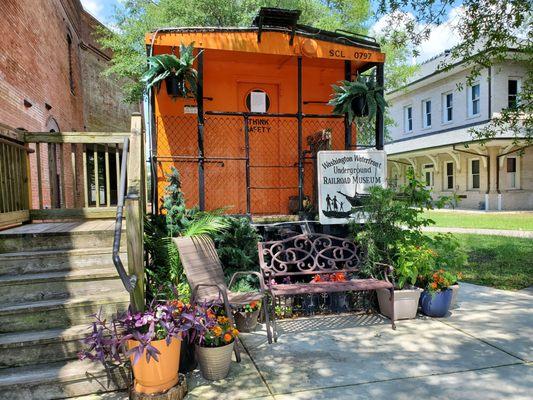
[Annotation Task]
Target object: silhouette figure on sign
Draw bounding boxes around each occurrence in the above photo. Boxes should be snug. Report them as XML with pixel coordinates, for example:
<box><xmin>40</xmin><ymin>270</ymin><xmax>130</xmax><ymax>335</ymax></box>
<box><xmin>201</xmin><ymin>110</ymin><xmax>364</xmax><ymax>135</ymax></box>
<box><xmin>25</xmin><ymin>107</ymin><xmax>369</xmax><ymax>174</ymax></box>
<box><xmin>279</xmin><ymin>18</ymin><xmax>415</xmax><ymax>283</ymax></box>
<box><xmin>340</xmin><ymin>202</ymin><xmax>344</xmax><ymax>211</ymax></box>
<box><xmin>333</xmin><ymin>195</ymin><xmax>339</xmax><ymax>211</ymax></box>
<box><xmin>326</xmin><ymin>194</ymin><xmax>332</xmax><ymax>211</ymax></box>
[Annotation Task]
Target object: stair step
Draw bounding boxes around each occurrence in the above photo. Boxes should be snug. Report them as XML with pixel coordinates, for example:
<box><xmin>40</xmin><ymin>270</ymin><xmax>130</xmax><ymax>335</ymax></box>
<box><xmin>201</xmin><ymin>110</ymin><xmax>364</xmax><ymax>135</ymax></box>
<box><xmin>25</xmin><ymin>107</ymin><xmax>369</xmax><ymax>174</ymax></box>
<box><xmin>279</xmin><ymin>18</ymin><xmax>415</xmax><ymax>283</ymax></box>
<box><xmin>0</xmin><ymin>294</ymin><xmax>129</xmax><ymax>333</ymax></box>
<box><xmin>0</xmin><ymin>248</ymin><xmax>126</xmax><ymax>276</ymax></box>
<box><xmin>0</xmin><ymin>269</ymin><xmax>126</xmax><ymax>305</ymax></box>
<box><xmin>0</xmin><ymin>230</ymin><xmax>126</xmax><ymax>254</ymax></box>
<box><xmin>0</xmin><ymin>324</ymin><xmax>92</xmax><ymax>368</ymax></box>
<box><xmin>0</xmin><ymin>359</ymin><xmax>129</xmax><ymax>400</ymax></box>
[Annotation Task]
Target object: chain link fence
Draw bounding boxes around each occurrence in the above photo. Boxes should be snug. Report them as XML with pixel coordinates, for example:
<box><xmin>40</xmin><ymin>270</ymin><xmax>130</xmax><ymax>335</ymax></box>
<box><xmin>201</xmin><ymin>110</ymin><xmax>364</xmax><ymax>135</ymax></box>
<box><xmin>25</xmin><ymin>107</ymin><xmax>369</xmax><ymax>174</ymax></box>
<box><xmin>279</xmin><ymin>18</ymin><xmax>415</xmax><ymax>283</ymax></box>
<box><xmin>154</xmin><ymin>113</ymin><xmax>348</xmax><ymax>215</ymax></box>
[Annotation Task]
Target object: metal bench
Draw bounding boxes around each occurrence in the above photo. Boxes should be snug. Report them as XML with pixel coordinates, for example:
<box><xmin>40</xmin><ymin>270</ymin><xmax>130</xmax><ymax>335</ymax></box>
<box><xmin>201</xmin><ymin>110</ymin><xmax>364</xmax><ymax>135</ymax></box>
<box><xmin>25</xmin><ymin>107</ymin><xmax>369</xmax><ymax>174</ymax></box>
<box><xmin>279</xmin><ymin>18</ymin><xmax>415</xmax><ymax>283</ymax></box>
<box><xmin>258</xmin><ymin>233</ymin><xmax>395</xmax><ymax>342</ymax></box>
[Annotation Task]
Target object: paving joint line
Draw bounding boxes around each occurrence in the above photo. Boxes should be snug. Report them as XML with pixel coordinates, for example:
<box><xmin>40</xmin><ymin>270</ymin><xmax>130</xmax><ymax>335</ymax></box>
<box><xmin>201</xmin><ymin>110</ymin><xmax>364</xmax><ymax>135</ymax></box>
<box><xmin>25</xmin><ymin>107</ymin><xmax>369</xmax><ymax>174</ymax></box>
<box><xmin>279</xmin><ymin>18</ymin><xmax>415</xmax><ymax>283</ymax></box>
<box><xmin>435</xmin><ymin>318</ymin><xmax>528</xmax><ymax>362</ymax></box>
<box><xmin>239</xmin><ymin>337</ymin><xmax>276</xmax><ymax>399</ymax></box>
<box><xmin>267</xmin><ymin>361</ymin><xmax>526</xmax><ymax>397</ymax></box>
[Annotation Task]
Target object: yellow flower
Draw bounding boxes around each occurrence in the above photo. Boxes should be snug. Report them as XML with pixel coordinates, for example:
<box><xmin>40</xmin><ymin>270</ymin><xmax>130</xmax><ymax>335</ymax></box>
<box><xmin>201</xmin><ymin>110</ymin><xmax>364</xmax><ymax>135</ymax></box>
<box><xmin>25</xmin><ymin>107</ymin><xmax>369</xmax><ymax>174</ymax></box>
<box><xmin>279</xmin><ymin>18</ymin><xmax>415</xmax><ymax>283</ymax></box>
<box><xmin>212</xmin><ymin>326</ymin><xmax>223</xmax><ymax>337</ymax></box>
<box><xmin>217</xmin><ymin>316</ymin><xmax>229</xmax><ymax>324</ymax></box>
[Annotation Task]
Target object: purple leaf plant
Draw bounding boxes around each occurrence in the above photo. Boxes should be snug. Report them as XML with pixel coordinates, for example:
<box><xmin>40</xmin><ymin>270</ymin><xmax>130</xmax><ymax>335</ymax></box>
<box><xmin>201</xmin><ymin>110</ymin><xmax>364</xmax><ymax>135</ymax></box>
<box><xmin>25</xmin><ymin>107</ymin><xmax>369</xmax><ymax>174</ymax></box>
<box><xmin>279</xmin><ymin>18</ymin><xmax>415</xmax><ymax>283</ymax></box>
<box><xmin>78</xmin><ymin>299</ymin><xmax>210</xmax><ymax>368</ymax></box>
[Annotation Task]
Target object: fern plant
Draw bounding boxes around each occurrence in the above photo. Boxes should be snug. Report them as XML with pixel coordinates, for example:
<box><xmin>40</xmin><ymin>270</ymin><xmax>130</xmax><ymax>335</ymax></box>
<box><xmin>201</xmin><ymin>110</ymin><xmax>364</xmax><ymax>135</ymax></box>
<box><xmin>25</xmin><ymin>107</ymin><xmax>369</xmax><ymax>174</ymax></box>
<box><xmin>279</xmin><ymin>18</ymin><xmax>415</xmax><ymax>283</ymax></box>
<box><xmin>141</xmin><ymin>43</ymin><xmax>198</xmax><ymax>97</ymax></box>
<box><xmin>329</xmin><ymin>75</ymin><xmax>387</xmax><ymax>123</ymax></box>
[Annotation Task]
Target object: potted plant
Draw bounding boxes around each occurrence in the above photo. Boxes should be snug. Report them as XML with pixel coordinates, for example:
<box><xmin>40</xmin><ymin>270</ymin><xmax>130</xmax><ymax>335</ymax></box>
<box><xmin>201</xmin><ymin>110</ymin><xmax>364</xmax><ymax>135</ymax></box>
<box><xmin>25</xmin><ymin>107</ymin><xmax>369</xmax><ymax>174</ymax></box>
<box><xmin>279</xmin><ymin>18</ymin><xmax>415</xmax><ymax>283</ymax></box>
<box><xmin>419</xmin><ymin>269</ymin><xmax>461</xmax><ymax>317</ymax></box>
<box><xmin>234</xmin><ymin>301</ymin><xmax>261</xmax><ymax>333</ymax></box>
<box><xmin>328</xmin><ymin>75</ymin><xmax>387</xmax><ymax>123</ymax></box>
<box><xmin>141</xmin><ymin>43</ymin><xmax>198</xmax><ymax>98</ymax></box>
<box><xmin>78</xmin><ymin>301</ymin><xmax>206</xmax><ymax>395</ymax></box>
<box><xmin>196</xmin><ymin>308</ymin><xmax>239</xmax><ymax>381</ymax></box>
<box><xmin>377</xmin><ymin>242</ymin><xmax>435</xmax><ymax>321</ymax></box>
<box><xmin>429</xmin><ymin>233</ymin><xmax>467</xmax><ymax>309</ymax></box>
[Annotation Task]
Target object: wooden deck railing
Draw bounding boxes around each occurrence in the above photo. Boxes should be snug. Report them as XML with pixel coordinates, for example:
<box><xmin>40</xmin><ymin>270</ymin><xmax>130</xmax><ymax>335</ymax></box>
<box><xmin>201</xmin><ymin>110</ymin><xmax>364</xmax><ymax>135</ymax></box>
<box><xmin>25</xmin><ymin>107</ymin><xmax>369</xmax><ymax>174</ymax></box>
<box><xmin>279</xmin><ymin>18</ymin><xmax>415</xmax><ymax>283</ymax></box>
<box><xmin>0</xmin><ymin>126</ymin><xmax>32</xmax><ymax>229</ymax></box>
<box><xmin>0</xmin><ymin>114</ymin><xmax>146</xmax><ymax>306</ymax></box>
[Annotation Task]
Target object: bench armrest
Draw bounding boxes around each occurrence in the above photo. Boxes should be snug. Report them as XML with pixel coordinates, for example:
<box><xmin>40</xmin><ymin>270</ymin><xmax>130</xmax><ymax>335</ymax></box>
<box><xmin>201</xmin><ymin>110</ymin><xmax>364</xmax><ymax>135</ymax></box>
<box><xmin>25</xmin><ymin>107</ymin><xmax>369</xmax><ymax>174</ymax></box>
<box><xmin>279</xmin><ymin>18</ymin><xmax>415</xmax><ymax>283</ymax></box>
<box><xmin>374</xmin><ymin>262</ymin><xmax>395</xmax><ymax>286</ymax></box>
<box><xmin>229</xmin><ymin>271</ymin><xmax>266</xmax><ymax>292</ymax></box>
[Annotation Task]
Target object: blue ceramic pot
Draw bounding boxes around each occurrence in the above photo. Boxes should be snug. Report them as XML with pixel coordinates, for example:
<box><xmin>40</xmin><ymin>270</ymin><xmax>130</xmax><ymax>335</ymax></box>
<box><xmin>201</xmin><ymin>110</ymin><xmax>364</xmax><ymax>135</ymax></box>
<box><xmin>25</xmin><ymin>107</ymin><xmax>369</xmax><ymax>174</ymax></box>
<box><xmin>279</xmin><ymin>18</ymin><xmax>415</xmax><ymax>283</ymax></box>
<box><xmin>420</xmin><ymin>289</ymin><xmax>453</xmax><ymax>317</ymax></box>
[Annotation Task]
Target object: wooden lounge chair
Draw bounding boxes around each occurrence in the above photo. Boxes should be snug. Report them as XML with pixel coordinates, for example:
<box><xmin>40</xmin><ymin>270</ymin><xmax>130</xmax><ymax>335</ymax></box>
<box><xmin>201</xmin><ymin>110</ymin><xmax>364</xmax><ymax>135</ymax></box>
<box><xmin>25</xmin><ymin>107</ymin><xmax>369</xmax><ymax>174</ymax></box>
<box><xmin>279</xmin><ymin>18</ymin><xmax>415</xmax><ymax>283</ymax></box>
<box><xmin>173</xmin><ymin>235</ymin><xmax>274</xmax><ymax>363</ymax></box>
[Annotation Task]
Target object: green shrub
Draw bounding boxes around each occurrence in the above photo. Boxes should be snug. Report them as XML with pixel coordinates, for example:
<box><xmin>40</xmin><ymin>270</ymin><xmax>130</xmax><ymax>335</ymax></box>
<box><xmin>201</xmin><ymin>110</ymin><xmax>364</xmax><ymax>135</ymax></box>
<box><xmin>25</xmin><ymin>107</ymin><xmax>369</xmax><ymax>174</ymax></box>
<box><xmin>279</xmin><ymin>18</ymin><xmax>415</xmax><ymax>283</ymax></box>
<box><xmin>213</xmin><ymin>216</ymin><xmax>261</xmax><ymax>289</ymax></box>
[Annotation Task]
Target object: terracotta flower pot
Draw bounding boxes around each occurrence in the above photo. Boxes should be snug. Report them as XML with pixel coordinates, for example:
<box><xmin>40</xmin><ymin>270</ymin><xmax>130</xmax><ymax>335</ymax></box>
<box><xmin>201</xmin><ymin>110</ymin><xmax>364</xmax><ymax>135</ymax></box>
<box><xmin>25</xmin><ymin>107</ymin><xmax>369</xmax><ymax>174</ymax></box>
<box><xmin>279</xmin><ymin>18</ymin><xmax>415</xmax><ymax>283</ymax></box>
<box><xmin>377</xmin><ymin>287</ymin><xmax>422</xmax><ymax>321</ymax></box>
<box><xmin>128</xmin><ymin>337</ymin><xmax>181</xmax><ymax>394</ymax></box>
<box><xmin>196</xmin><ymin>341</ymin><xmax>234</xmax><ymax>381</ymax></box>
<box><xmin>234</xmin><ymin>309</ymin><xmax>260</xmax><ymax>333</ymax></box>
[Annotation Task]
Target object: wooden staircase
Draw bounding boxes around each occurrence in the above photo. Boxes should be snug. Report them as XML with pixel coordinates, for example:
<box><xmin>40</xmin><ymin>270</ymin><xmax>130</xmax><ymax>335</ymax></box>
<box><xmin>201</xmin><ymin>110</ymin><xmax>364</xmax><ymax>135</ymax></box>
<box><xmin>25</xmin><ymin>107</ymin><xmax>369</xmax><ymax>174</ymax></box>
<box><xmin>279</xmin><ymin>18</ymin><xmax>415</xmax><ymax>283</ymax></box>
<box><xmin>0</xmin><ymin>114</ymin><xmax>145</xmax><ymax>399</ymax></box>
<box><xmin>0</xmin><ymin>221</ymin><xmax>130</xmax><ymax>399</ymax></box>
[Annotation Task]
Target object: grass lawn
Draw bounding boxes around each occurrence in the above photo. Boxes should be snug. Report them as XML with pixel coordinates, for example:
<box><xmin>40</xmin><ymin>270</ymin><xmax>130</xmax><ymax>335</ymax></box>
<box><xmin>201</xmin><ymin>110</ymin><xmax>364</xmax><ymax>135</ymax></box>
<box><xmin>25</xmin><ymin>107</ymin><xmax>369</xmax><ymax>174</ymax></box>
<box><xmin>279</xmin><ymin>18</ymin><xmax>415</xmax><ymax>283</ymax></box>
<box><xmin>437</xmin><ymin>233</ymin><xmax>533</xmax><ymax>290</ymax></box>
<box><xmin>422</xmin><ymin>210</ymin><xmax>533</xmax><ymax>231</ymax></box>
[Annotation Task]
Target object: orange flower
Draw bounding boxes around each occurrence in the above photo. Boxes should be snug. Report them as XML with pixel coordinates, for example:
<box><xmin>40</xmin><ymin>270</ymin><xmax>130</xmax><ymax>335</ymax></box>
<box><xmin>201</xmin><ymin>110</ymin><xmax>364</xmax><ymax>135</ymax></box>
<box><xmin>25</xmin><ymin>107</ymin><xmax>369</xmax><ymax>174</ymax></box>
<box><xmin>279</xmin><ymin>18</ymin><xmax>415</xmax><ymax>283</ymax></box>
<box><xmin>335</xmin><ymin>272</ymin><xmax>347</xmax><ymax>282</ymax></box>
<box><xmin>430</xmin><ymin>282</ymin><xmax>438</xmax><ymax>289</ymax></box>
<box><xmin>212</xmin><ymin>326</ymin><xmax>223</xmax><ymax>336</ymax></box>
<box><xmin>223</xmin><ymin>333</ymin><xmax>233</xmax><ymax>343</ymax></box>
<box><xmin>217</xmin><ymin>316</ymin><xmax>229</xmax><ymax>324</ymax></box>
<box><xmin>250</xmin><ymin>301</ymin><xmax>258</xmax><ymax>309</ymax></box>
<box><xmin>207</xmin><ymin>309</ymin><xmax>216</xmax><ymax>320</ymax></box>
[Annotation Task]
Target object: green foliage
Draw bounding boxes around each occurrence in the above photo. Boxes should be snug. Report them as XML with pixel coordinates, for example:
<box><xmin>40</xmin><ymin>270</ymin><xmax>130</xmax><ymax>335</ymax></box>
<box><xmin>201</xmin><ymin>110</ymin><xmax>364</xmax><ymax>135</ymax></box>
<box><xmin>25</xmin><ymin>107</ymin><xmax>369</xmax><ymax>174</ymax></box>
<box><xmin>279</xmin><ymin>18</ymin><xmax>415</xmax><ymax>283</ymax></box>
<box><xmin>213</xmin><ymin>216</ymin><xmax>261</xmax><ymax>288</ymax></box>
<box><xmin>429</xmin><ymin>233</ymin><xmax>468</xmax><ymax>272</ymax></box>
<box><xmin>375</xmin><ymin>0</ymin><xmax>532</xmax><ymax>143</ymax></box>
<box><xmin>160</xmin><ymin>166</ymin><xmax>198</xmax><ymax>236</ymax></box>
<box><xmin>353</xmin><ymin>168</ymin><xmax>456</xmax><ymax>279</ymax></box>
<box><xmin>140</xmin><ymin>43</ymin><xmax>198</xmax><ymax>96</ymax></box>
<box><xmin>394</xmin><ymin>242</ymin><xmax>436</xmax><ymax>289</ymax></box>
<box><xmin>145</xmin><ymin>167</ymin><xmax>228</xmax><ymax>300</ymax></box>
<box><xmin>96</xmin><ymin>0</ymin><xmax>419</xmax><ymax>103</ymax></box>
<box><xmin>329</xmin><ymin>75</ymin><xmax>388</xmax><ymax>123</ymax></box>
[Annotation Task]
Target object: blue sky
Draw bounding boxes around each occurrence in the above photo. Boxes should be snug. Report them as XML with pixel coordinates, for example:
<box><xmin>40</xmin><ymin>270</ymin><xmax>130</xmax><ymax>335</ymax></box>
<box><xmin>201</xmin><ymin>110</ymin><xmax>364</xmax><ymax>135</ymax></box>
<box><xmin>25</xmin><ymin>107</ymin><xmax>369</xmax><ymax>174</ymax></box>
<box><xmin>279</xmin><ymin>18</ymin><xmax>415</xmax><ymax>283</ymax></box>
<box><xmin>80</xmin><ymin>0</ymin><xmax>462</xmax><ymax>63</ymax></box>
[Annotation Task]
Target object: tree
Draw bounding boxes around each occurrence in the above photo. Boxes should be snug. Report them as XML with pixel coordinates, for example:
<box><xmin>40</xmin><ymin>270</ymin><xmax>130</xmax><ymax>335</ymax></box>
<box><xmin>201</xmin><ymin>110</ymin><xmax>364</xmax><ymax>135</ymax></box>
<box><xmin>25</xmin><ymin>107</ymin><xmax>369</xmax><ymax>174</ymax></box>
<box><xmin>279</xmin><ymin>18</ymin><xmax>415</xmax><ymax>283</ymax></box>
<box><xmin>99</xmin><ymin>0</ymin><xmax>374</xmax><ymax>101</ymax></box>
<box><xmin>375</xmin><ymin>0</ymin><xmax>532</xmax><ymax>143</ymax></box>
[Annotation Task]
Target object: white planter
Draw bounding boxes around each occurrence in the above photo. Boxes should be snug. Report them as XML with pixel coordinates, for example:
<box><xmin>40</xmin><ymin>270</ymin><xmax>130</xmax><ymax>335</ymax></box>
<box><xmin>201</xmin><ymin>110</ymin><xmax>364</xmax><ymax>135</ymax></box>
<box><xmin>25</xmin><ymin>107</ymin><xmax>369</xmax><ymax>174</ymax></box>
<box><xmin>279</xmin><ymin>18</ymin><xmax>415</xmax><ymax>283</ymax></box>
<box><xmin>449</xmin><ymin>284</ymin><xmax>460</xmax><ymax>309</ymax></box>
<box><xmin>377</xmin><ymin>287</ymin><xmax>423</xmax><ymax>321</ymax></box>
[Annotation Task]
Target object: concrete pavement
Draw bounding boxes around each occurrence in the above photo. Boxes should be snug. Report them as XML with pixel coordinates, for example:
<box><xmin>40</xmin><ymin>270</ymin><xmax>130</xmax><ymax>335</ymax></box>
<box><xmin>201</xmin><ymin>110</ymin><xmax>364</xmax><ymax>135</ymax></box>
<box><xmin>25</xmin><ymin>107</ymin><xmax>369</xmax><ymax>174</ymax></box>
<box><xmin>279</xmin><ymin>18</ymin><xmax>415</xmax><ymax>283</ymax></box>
<box><xmin>186</xmin><ymin>283</ymin><xmax>532</xmax><ymax>399</ymax></box>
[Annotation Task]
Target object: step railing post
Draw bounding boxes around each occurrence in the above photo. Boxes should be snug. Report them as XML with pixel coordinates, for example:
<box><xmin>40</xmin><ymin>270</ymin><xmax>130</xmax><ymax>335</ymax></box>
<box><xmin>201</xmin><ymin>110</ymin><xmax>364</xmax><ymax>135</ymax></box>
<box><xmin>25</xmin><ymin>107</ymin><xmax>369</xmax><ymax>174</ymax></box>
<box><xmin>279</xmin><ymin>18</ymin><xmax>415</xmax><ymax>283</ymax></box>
<box><xmin>126</xmin><ymin>113</ymin><xmax>145</xmax><ymax>311</ymax></box>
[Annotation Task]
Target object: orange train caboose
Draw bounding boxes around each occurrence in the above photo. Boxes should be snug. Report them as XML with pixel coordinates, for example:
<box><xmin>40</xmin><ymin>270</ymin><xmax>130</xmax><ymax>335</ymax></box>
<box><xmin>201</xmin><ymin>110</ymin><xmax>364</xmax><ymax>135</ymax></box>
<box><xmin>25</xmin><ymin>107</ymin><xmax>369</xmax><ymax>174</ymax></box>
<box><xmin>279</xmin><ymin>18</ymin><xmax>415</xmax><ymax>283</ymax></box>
<box><xmin>146</xmin><ymin>8</ymin><xmax>386</xmax><ymax>216</ymax></box>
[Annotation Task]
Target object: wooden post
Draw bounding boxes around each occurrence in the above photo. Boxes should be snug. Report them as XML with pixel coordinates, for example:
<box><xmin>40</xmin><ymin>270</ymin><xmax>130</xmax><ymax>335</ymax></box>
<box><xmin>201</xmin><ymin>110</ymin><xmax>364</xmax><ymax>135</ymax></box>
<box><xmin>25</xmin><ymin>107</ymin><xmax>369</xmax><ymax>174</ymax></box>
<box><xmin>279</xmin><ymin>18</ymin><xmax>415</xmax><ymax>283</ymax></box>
<box><xmin>126</xmin><ymin>113</ymin><xmax>145</xmax><ymax>311</ymax></box>
<box><xmin>375</xmin><ymin>63</ymin><xmax>384</xmax><ymax>150</ymax></box>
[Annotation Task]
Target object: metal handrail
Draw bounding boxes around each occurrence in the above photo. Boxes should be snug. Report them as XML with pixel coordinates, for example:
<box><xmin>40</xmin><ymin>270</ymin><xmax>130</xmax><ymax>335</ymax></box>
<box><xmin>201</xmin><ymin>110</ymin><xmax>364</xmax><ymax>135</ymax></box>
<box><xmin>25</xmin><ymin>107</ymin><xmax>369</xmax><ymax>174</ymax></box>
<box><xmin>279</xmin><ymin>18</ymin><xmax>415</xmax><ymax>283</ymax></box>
<box><xmin>112</xmin><ymin>137</ymin><xmax>138</xmax><ymax>293</ymax></box>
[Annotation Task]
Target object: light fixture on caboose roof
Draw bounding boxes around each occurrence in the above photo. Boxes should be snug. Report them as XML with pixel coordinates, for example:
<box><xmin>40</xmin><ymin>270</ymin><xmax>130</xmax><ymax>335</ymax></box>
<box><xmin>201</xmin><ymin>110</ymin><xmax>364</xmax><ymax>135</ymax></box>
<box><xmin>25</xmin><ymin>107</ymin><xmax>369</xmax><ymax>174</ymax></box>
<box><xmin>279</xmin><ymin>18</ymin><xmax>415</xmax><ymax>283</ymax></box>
<box><xmin>252</xmin><ymin>7</ymin><xmax>301</xmax><ymax>45</ymax></box>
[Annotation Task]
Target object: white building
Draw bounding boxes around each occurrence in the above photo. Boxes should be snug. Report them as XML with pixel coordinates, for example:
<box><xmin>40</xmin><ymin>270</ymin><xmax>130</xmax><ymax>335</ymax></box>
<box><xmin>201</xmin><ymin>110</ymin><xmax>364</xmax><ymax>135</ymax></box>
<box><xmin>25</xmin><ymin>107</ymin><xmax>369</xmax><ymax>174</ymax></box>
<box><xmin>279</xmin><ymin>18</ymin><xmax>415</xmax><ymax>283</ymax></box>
<box><xmin>384</xmin><ymin>51</ymin><xmax>532</xmax><ymax>210</ymax></box>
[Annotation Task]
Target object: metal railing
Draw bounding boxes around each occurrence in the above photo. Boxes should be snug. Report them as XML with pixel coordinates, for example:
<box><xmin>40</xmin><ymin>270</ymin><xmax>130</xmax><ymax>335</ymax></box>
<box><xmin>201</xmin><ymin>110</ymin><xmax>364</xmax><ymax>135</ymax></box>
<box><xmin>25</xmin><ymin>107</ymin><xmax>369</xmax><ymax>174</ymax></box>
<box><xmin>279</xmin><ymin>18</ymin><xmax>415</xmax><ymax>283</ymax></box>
<box><xmin>112</xmin><ymin>137</ymin><xmax>138</xmax><ymax>293</ymax></box>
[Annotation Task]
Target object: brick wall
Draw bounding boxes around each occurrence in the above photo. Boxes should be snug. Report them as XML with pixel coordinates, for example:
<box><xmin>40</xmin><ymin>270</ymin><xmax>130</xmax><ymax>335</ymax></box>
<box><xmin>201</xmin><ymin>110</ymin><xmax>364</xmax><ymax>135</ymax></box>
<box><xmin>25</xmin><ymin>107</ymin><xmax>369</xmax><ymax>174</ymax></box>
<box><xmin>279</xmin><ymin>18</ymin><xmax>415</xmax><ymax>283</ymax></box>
<box><xmin>0</xmin><ymin>0</ymin><xmax>138</xmax><ymax>210</ymax></box>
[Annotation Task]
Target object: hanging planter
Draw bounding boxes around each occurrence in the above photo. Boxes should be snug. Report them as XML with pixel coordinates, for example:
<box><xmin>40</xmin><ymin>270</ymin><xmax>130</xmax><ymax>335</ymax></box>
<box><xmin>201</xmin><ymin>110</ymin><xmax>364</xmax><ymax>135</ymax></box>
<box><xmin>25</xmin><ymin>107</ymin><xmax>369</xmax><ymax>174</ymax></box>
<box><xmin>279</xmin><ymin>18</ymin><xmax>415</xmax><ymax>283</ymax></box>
<box><xmin>141</xmin><ymin>43</ymin><xmax>198</xmax><ymax>99</ymax></box>
<box><xmin>329</xmin><ymin>75</ymin><xmax>387</xmax><ymax>123</ymax></box>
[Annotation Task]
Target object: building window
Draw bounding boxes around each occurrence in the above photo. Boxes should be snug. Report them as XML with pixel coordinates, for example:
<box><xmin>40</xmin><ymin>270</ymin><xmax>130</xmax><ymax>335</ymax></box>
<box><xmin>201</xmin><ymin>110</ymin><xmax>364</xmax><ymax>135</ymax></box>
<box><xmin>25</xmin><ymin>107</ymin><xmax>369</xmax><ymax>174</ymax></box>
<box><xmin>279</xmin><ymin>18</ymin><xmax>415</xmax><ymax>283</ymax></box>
<box><xmin>507</xmin><ymin>157</ymin><xmax>518</xmax><ymax>189</ymax></box>
<box><xmin>67</xmin><ymin>33</ymin><xmax>75</xmax><ymax>94</ymax></box>
<box><xmin>404</xmin><ymin>105</ymin><xmax>413</xmax><ymax>133</ymax></box>
<box><xmin>423</xmin><ymin>163</ymin><xmax>434</xmax><ymax>187</ymax></box>
<box><xmin>468</xmin><ymin>84</ymin><xmax>480</xmax><ymax>117</ymax></box>
<box><xmin>443</xmin><ymin>92</ymin><xmax>453</xmax><ymax>123</ymax></box>
<box><xmin>422</xmin><ymin>100</ymin><xmax>431</xmax><ymax>128</ymax></box>
<box><xmin>446</xmin><ymin>161</ymin><xmax>454</xmax><ymax>190</ymax></box>
<box><xmin>508</xmin><ymin>79</ymin><xmax>520</xmax><ymax>109</ymax></box>
<box><xmin>470</xmin><ymin>159</ymin><xmax>480</xmax><ymax>189</ymax></box>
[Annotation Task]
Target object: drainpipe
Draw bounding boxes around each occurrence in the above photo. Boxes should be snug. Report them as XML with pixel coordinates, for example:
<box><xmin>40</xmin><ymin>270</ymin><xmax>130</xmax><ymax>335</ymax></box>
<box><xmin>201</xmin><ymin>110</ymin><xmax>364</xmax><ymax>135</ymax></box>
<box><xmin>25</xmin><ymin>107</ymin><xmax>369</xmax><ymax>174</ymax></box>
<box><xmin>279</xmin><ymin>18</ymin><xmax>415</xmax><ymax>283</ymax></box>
<box><xmin>452</xmin><ymin>144</ymin><xmax>490</xmax><ymax>209</ymax></box>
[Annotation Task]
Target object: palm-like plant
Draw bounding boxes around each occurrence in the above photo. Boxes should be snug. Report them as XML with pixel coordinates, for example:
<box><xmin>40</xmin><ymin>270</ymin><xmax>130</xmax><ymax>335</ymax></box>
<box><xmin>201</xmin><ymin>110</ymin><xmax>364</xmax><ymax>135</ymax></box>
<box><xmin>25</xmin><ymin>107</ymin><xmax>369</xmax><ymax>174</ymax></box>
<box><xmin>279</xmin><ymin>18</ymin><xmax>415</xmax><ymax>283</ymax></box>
<box><xmin>141</xmin><ymin>43</ymin><xmax>198</xmax><ymax>97</ymax></box>
<box><xmin>329</xmin><ymin>75</ymin><xmax>387</xmax><ymax>123</ymax></box>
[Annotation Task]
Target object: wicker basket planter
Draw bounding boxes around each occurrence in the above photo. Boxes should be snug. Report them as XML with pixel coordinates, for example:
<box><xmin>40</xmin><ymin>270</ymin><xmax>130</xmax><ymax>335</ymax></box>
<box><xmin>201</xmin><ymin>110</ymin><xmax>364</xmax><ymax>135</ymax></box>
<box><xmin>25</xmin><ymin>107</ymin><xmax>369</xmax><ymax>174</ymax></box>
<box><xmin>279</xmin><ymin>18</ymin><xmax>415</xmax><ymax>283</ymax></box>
<box><xmin>234</xmin><ymin>309</ymin><xmax>260</xmax><ymax>333</ymax></box>
<box><xmin>196</xmin><ymin>341</ymin><xmax>235</xmax><ymax>381</ymax></box>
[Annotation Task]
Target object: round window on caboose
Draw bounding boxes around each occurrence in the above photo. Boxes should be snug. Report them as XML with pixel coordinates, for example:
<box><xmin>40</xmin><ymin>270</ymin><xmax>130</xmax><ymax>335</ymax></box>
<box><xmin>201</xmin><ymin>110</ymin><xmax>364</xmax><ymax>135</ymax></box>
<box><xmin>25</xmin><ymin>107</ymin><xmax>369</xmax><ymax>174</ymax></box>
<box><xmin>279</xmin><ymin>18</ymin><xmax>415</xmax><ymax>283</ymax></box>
<box><xmin>245</xmin><ymin>89</ymin><xmax>270</xmax><ymax>113</ymax></box>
